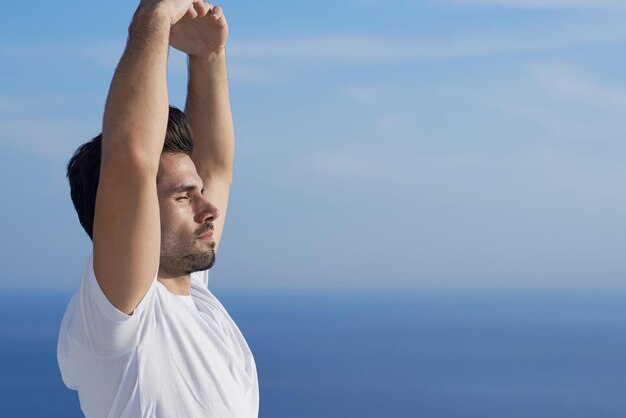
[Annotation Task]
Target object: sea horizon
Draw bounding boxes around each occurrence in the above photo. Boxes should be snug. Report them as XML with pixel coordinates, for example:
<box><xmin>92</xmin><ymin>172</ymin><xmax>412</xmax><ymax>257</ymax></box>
<box><xmin>1</xmin><ymin>288</ymin><xmax>625</xmax><ymax>417</ymax></box>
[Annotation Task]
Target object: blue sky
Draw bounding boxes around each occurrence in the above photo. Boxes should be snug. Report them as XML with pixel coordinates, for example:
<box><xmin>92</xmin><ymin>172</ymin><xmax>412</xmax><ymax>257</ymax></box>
<box><xmin>2</xmin><ymin>0</ymin><xmax>626</xmax><ymax>291</ymax></box>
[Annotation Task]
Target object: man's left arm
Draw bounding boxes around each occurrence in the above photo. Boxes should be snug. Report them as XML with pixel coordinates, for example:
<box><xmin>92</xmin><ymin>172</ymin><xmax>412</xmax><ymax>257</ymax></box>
<box><xmin>171</xmin><ymin>4</ymin><xmax>232</xmax><ymax>253</ymax></box>
<box><xmin>186</xmin><ymin>49</ymin><xmax>233</xmax><ymax>254</ymax></box>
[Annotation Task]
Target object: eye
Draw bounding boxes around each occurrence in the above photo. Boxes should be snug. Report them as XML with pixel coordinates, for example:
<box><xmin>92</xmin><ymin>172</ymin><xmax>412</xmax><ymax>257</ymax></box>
<box><xmin>175</xmin><ymin>196</ymin><xmax>190</xmax><ymax>202</ymax></box>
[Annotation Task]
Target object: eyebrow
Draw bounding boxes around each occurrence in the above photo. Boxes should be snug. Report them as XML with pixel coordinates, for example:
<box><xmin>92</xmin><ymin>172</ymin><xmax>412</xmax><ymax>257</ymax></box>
<box><xmin>171</xmin><ymin>184</ymin><xmax>198</xmax><ymax>193</ymax></box>
<box><xmin>170</xmin><ymin>184</ymin><xmax>204</xmax><ymax>194</ymax></box>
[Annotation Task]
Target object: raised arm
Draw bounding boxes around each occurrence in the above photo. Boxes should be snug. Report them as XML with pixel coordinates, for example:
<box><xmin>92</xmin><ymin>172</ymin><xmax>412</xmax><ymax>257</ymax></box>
<box><xmin>93</xmin><ymin>0</ymin><xmax>203</xmax><ymax>315</ymax></box>
<box><xmin>170</xmin><ymin>5</ymin><xmax>232</xmax><ymax>254</ymax></box>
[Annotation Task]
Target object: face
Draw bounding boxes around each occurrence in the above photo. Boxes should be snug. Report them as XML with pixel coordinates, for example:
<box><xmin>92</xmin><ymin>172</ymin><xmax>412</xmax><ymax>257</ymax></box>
<box><xmin>156</xmin><ymin>153</ymin><xmax>220</xmax><ymax>278</ymax></box>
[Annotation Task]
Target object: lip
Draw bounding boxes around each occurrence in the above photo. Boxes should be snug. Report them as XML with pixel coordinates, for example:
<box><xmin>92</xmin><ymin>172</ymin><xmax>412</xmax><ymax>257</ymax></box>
<box><xmin>197</xmin><ymin>230</ymin><xmax>214</xmax><ymax>240</ymax></box>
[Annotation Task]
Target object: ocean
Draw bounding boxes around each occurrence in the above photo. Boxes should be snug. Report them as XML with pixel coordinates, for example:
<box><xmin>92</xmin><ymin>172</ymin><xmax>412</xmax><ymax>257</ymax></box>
<box><xmin>1</xmin><ymin>289</ymin><xmax>625</xmax><ymax>417</ymax></box>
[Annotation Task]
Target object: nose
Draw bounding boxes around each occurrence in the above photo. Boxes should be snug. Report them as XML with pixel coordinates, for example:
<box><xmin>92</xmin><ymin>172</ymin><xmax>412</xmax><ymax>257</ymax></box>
<box><xmin>195</xmin><ymin>195</ymin><xmax>220</xmax><ymax>225</ymax></box>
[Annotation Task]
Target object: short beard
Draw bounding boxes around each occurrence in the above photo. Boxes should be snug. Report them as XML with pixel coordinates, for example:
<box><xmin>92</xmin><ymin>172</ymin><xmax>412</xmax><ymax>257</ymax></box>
<box><xmin>159</xmin><ymin>243</ymin><xmax>216</xmax><ymax>277</ymax></box>
<box><xmin>183</xmin><ymin>246</ymin><xmax>216</xmax><ymax>273</ymax></box>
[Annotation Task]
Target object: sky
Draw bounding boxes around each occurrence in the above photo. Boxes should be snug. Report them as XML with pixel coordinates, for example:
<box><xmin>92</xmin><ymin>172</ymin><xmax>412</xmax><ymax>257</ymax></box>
<box><xmin>2</xmin><ymin>0</ymin><xmax>626</xmax><ymax>291</ymax></box>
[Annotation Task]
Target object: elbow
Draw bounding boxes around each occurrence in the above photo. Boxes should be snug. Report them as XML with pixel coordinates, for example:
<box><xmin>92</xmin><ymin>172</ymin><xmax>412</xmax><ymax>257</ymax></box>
<box><xmin>101</xmin><ymin>139</ymin><xmax>161</xmax><ymax>177</ymax></box>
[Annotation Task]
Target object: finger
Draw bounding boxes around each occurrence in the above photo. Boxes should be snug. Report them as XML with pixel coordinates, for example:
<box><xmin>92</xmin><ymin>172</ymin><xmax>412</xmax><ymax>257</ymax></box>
<box><xmin>194</xmin><ymin>1</ymin><xmax>210</xmax><ymax>17</ymax></box>
<box><xmin>184</xmin><ymin>4</ymin><xmax>198</xmax><ymax>20</ymax></box>
<box><xmin>210</xmin><ymin>5</ymin><xmax>224</xmax><ymax>21</ymax></box>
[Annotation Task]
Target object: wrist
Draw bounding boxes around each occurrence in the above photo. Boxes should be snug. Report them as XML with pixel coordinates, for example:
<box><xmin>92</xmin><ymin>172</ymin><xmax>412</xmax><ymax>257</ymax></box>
<box><xmin>188</xmin><ymin>47</ymin><xmax>227</xmax><ymax>61</ymax></box>
<box><xmin>129</xmin><ymin>3</ymin><xmax>171</xmax><ymax>35</ymax></box>
<box><xmin>188</xmin><ymin>49</ymin><xmax>228</xmax><ymax>83</ymax></box>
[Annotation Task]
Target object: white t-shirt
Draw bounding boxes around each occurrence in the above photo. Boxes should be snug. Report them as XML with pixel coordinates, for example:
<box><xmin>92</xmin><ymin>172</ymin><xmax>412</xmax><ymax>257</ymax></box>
<box><xmin>57</xmin><ymin>252</ymin><xmax>259</xmax><ymax>418</ymax></box>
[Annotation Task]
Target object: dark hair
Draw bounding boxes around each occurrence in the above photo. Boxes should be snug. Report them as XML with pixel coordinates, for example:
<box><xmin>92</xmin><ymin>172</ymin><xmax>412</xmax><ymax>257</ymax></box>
<box><xmin>67</xmin><ymin>106</ymin><xmax>194</xmax><ymax>240</ymax></box>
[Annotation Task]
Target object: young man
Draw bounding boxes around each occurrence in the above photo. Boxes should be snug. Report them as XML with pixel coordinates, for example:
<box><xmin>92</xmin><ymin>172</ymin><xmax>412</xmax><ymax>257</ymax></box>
<box><xmin>57</xmin><ymin>1</ymin><xmax>259</xmax><ymax>417</ymax></box>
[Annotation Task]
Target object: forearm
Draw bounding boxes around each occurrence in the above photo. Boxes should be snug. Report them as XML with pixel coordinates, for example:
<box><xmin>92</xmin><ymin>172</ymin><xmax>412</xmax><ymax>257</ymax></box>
<box><xmin>101</xmin><ymin>5</ymin><xmax>171</xmax><ymax>173</ymax></box>
<box><xmin>185</xmin><ymin>50</ymin><xmax>234</xmax><ymax>182</ymax></box>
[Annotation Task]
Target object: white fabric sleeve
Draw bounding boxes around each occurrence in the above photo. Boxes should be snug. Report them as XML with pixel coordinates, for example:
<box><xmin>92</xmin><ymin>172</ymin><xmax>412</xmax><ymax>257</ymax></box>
<box><xmin>71</xmin><ymin>252</ymin><xmax>162</xmax><ymax>357</ymax></box>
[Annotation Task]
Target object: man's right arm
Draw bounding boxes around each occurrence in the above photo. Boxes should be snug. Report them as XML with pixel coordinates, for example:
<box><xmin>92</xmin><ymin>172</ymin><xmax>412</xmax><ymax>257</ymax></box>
<box><xmin>93</xmin><ymin>1</ymin><xmax>195</xmax><ymax>316</ymax></box>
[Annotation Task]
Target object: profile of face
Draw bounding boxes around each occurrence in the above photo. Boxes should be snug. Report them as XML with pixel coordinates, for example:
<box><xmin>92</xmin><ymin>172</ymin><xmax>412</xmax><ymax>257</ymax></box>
<box><xmin>156</xmin><ymin>153</ymin><xmax>220</xmax><ymax>278</ymax></box>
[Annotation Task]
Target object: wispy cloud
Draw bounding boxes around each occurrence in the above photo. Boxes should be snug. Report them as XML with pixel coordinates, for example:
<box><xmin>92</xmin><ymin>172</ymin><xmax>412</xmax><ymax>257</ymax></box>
<box><xmin>229</xmin><ymin>20</ymin><xmax>626</xmax><ymax>64</ymax></box>
<box><xmin>450</xmin><ymin>0</ymin><xmax>626</xmax><ymax>8</ymax></box>
<box><xmin>4</xmin><ymin>16</ymin><xmax>626</xmax><ymax>76</ymax></box>
<box><xmin>342</xmin><ymin>86</ymin><xmax>392</xmax><ymax>103</ymax></box>
<box><xmin>0</xmin><ymin>118</ymin><xmax>93</xmax><ymax>160</ymax></box>
<box><xmin>529</xmin><ymin>63</ymin><xmax>626</xmax><ymax>109</ymax></box>
<box><xmin>0</xmin><ymin>93</ymin><xmax>98</xmax><ymax>112</ymax></box>
<box><xmin>0</xmin><ymin>96</ymin><xmax>97</xmax><ymax>160</ymax></box>
<box><xmin>294</xmin><ymin>141</ymin><xmax>626</xmax><ymax>210</ymax></box>
<box><xmin>0</xmin><ymin>92</ymin><xmax>101</xmax><ymax>160</ymax></box>
<box><xmin>0</xmin><ymin>41</ymin><xmax>120</xmax><ymax>65</ymax></box>
<box><xmin>478</xmin><ymin>62</ymin><xmax>626</xmax><ymax>142</ymax></box>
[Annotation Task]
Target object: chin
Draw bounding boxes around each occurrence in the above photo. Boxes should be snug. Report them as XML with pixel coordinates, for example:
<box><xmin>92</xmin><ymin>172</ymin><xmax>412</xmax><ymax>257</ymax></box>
<box><xmin>190</xmin><ymin>249</ymin><xmax>215</xmax><ymax>272</ymax></box>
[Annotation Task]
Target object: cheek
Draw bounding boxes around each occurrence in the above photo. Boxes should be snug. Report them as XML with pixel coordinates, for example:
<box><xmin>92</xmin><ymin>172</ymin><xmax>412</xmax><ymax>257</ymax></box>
<box><xmin>160</xmin><ymin>218</ymin><xmax>185</xmax><ymax>251</ymax></box>
<box><xmin>159</xmin><ymin>202</ymin><xmax>185</xmax><ymax>225</ymax></box>
<box><xmin>160</xmin><ymin>206</ymin><xmax>194</xmax><ymax>240</ymax></box>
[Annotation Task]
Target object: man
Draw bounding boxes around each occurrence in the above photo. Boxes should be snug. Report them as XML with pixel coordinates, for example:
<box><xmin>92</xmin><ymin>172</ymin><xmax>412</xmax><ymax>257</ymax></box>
<box><xmin>56</xmin><ymin>1</ymin><xmax>259</xmax><ymax>417</ymax></box>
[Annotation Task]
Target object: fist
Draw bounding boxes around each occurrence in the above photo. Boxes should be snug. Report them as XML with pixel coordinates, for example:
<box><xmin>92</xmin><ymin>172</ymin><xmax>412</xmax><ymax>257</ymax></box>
<box><xmin>170</xmin><ymin>3</ymin><xmax>229</xmax><ymax>56</ymax></box>
<box><xmin>138</xmin><ymin>0</ymin><xmax>208</xmax><ymax>26</ymax></box>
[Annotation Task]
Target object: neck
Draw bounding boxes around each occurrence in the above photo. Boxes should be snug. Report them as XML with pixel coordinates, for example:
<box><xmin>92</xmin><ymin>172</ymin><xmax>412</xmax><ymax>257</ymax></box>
<box><xmin>157</xmin><ymin>271</ymin><xmax>191</xmax><ymax>296</ymax></box>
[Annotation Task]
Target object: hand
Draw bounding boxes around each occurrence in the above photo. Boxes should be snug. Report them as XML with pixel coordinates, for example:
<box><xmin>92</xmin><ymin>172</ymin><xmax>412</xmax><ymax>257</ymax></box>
<box><xmin>135</xmin><ymin>0</ymin><xmax>205</xmax><ymax>26</ymax></box>
<box><xmin>170</xmin><ymin>2</ymin><xmax>229</xmax><ymax>56</ymax></box>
